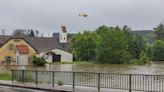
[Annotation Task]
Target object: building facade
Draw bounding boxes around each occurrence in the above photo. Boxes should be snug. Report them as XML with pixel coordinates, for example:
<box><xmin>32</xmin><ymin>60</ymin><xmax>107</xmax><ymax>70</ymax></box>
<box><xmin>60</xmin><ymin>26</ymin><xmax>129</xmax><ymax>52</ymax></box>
<box><xmin>0</xmin><ymin>38</ymin><xmax>36</xmax><ymax>65</ymax></box>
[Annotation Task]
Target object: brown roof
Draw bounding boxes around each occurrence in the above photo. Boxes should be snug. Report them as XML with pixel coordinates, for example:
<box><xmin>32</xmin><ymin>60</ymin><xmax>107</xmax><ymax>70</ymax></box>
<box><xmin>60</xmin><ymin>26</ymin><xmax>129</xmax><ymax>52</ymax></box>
<box><xmin>0</xmin><ymin>35</ymin><xmax>66</xmax><ymax>53</ymax></box>
<box><xmin>23</xmin><ymin>37</ymin><xmax>60</xmax><ymax>53</ymax></box>
<box><xmin>0</xmin><ymin>35</ymin><xmax>11</xmax><ymax>47</ymax></box>
<box><xmin>16</xmin><ymin>44</ymin><xmax>29</xmax><ymax>54</ymax></box>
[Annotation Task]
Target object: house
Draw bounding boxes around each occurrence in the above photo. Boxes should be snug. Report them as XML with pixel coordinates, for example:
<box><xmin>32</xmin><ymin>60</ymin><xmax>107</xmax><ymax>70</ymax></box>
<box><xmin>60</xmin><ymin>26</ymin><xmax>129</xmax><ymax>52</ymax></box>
<box><xmin>0</xmin><ymin>38</ymin><xmax>36</xmax><ymax>65</ymax></box>
<box><xmin>0</xmin><ymin>26</ymin><xmax>73</xmax><ymax>65</ymax></box>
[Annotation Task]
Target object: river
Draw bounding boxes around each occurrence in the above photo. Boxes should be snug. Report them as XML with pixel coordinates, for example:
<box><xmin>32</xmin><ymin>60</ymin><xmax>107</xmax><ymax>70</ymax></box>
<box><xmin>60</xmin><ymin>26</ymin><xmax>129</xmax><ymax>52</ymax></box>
<box><xmin>1</xmin><ymin>61</ymin><xmax>164</xmax><ymax>74</ymax></box>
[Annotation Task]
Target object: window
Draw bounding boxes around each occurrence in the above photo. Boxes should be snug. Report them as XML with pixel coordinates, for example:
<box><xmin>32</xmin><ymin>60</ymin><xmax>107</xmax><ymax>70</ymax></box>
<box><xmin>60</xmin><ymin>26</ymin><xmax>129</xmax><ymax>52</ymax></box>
<box><xmin>5</xmin><ymin>56</ymin><xmax>12</xmax><ymax>64</ymax></box>
<box><xmin>8</xmin><ymin>44</ymin><xmax>14</xmax><ymax>50</ymax></box>
<box><xmin>14</xmin><ymin>39</ymin><xmax>21</xmax><ymax>42</ymax></box>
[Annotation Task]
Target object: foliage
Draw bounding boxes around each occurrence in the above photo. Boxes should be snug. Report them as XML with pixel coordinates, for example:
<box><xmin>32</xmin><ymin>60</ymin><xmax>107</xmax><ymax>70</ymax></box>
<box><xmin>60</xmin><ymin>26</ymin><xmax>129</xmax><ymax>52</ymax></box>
<box><xmin>152</xmin><ymin>40</ymin><xmax>164</xmax><ymax>61</ymax></box>
<box><xmin>128</xmin><ymin>34</ymin><xmax>146</xmax><ymax>59</ymax></box>
<box><xmin>30</xmin><ymin>30</ymin><xmax>35</xmax><ymax>37</ymax></box>
<box><xmin>32</xmin><ymin>56</ymin><xmax>46</xmax><ymax>66</ymax></box>
<box><xmin>130</xmin><ymin>52</ymin><xmax>149</xmax><ymax>64</ymax></box>
<box><xmin>144</xmin><ymin>32</ymin><xmax>156</xmax><ymax>44</ymax></box>
<box><xmin>95</xmin><ymin>25</ymin><xmax>132</xmax><ymax>64</ymax></box>
<box><xmin>71</xmin><ymin>31</ymin><xmax>101</xmax><ymax>61</ymax></box>
<box><xmin>57</xmin><ymin>80</ymin><xmax>64</xmax><ymax>86</ymax></box>
<box><xmin>146</xmin><ymin>45</ymin><xmax>153</xmax><ymax>61</ymax></box>
<box><xmin>154</xmin><ymin>24</ymin><xmax>164</xmax><ymax>40</ymax></box>
<box><xmin>70</xmin><ymin>25</ymin><xmax>148</xmax><ymax>64</ymax></box>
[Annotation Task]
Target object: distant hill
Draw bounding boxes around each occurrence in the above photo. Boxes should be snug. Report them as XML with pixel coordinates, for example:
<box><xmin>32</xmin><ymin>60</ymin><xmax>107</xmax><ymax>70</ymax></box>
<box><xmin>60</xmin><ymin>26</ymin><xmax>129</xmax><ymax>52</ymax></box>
<box><xmin>132</xmin><ymin>30</ymin><xmax>154</xmax><ymax>36</ymax></box>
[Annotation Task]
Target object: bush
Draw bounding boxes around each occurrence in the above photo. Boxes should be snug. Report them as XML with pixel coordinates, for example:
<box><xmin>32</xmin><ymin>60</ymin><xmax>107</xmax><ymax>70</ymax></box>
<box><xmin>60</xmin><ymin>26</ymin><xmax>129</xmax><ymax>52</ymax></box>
<box><xmin>32</xmin><ymin>56</ymin><xmax>46</xmax><ymax>66</ymax></box>
<box><xmin>57</xmin><ymin>80</ymin><xmax>64</xmax><ymax>86</ymax></box>
<box><xmin>152</xmin><ymin>40</ymin><xmax>164</xmax><ymax>61</ymax></box>
<box><xmin>130</xmin><ymin>52</ymin><xmax>149</xmax><ymax>65</ymax></box>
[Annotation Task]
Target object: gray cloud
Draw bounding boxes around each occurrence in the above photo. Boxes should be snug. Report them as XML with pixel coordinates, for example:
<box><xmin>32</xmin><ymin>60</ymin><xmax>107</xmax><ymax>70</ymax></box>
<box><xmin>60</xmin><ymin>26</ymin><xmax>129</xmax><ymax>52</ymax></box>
<box><xmin>0</xmin><ymin>0</ymin><xmax>164</xmax><ymax>36</ymax></box>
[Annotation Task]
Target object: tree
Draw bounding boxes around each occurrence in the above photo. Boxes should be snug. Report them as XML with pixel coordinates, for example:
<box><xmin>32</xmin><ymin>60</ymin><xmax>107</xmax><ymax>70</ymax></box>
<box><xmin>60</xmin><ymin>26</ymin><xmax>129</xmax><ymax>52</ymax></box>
<box><xmin>152</xmin><ymin>40</ymin><xmax>164</xmax><ymax>61</ymax></box>
<box><xmin>30</xmin><ymin>30</ymin><xmax>35</xmax><ymax>37</ymax></box>
<box><xmin>71</xmin><ymin>31</ymin><xmax>101</xmax><ymax>61</ymax></box>
<box><xmin>71</xmin><ymin>25</ymin><xmax>148</xmax><ymax>64</ymax></box>
<box><xmin>128</xmin><ymin>35</ymin><xmax>146</xmax><ymax>59</ymax></box>
<box><xmin>95</xmin><ymin>26</ymin><xmax>132</xmax><ymax>64</ymax></box>
<box><xmin>32</xmin><ymin>56</ymin><xmax>46</xmax><ymax>66</ymax></box>
<box><xmin>154</xmin><ymin>24</ymin><xmax>164</xmax><ymax>40</ymax></box>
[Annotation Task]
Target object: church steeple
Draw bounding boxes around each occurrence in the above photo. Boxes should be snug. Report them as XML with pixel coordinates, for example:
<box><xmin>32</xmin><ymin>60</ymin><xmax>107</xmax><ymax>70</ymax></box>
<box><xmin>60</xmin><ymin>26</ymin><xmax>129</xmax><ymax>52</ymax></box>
<box><xmin>59</xmin><ymin>26</ymin><xmax>67</xmax><ymax>43</ymax></box>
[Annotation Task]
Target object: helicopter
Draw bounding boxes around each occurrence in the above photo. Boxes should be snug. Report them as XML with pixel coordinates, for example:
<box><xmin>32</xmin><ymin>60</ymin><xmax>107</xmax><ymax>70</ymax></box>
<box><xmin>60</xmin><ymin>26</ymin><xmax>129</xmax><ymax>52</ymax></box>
<box><xmin>79</xmin><ymin>13</ymin><xmax>88</xmax><ymax>17</ymax></box>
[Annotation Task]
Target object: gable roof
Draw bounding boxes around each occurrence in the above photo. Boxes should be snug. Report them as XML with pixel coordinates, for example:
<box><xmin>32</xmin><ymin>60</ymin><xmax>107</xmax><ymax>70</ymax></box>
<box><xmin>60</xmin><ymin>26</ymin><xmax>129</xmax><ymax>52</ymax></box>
<box><xmin>0</xmin><ymin>35</ymin><xmax>11</xmax><ymax>47</ymax></box>
<box><xmin>0</xmin><ymin>35</ymin><xmax>69</xmax><ymax>53</ymax></box>
<box><xmin>16</xmin><ymin>44</ymin><xmax>29</xmax><ymax>54</ymax></box>
<box><xmin>22</xmin><ymin>36</ymin><xmax>61</xmax><ymax>53</ymax></box>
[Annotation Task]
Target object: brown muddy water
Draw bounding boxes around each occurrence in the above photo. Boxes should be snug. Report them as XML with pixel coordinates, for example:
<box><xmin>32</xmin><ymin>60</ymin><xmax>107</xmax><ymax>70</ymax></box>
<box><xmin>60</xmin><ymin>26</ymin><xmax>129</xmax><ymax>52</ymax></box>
<box><xmin>1</xmin><ymin>61</ymin><xmax>164</xmax><ymax>74</ymax></box>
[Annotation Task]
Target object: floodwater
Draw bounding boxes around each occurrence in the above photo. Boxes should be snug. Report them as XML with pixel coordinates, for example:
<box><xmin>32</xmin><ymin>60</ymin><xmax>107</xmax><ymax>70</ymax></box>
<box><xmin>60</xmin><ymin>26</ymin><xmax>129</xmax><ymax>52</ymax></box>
<box><xmin>1</xmin><ymin>61</ymin><xmax>164</xmax><ymax>74</ymax></box>
<box><xmin>1</xmin><ymin>61</ymin><xmax>164</xmax><ymax>92</ymax></box>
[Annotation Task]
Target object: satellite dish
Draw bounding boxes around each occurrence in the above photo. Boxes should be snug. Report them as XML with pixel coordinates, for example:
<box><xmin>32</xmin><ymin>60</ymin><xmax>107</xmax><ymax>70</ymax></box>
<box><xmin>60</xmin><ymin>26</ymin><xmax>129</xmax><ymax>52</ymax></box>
<box><xmin>79</xmin><ymin>13</ymin><xmax>88</xmax><ymax>17</ymax></box>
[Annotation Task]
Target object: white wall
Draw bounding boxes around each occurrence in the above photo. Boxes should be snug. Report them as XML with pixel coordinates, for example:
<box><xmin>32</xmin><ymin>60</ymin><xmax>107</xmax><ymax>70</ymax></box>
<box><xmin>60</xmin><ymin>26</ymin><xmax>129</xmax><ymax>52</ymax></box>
<box><xmin>45</xmin><ymin>55</ymin><xmax>52</xmax><ymax>63</ymax></box>
<box><xmin>39</xmin><ymin>49</ymin><xmax>73</xmax><ymax>62</ymax></box>
<box><xmin>52</xmin><ymin>49</ymin><xmax>73</xmax><ymax>62</ymax></box>
<box><xmin>16</xmin><ymin>51</ymin><xmax>28</xmax><ymax>65</ymax></box>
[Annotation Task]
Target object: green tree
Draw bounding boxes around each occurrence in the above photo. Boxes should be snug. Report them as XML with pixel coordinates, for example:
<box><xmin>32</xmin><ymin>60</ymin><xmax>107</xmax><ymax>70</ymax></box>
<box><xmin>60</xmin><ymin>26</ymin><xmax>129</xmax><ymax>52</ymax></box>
<box><xmin>32</xmin><ymin>56</ymin><xmax>46</xmax><ymax>66</ymax></box>
<box><xmin>71</xmin><ymin>31</ymin><xmax>101</xmax><ymax>61</ymax></box>
<box><xmin>152</xmin><ymin>40</ymin><xmax>164</xmax><ymax>61</ymax></box>
<box><xmin>154</xmin><ymin>24</ymin><xmax>164</xmax><ymax>40</ymax></box>
<box><xmin>95</xmin><ymin>26</ymin><xmax>132</xmax><ymax>64</ymax></box>
<box><xmin>129</xmin><ymin>35</ymin><xmax>146</xmax><ymax>59</ymax></box>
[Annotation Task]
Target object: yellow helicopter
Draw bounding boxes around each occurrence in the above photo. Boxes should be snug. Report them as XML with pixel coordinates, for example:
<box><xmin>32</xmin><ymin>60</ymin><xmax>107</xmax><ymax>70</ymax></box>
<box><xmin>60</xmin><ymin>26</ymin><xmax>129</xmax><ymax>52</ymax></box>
<box><xmin>79</xmin><ymin>13</ymin><xmax>88</xmax><ymax>17</ymax></box>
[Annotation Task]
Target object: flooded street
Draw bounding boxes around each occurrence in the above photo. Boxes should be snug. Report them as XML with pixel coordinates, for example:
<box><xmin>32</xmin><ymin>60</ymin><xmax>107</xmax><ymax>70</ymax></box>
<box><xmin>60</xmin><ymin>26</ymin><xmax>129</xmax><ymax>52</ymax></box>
<box><xmin>1</xmin><ymin>61</ymin><xmax>164</xmax><ymax>74</ymax></box>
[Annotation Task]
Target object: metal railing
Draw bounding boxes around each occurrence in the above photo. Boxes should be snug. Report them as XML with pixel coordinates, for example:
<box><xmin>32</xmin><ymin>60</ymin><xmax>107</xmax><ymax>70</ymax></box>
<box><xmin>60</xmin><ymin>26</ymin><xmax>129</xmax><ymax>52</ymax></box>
<box><xmin>11</xmin><ymin>70</ymin><xmax>164</xmax><ymax>92</ymax></box>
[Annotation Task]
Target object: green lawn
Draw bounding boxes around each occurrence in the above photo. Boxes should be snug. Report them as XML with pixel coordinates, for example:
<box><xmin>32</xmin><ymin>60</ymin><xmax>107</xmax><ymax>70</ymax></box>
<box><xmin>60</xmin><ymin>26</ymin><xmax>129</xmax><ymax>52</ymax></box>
<box><xmin>0</xmin><ymin>72</ymin><xmax>11</xmax><ymax>80</ymax></box>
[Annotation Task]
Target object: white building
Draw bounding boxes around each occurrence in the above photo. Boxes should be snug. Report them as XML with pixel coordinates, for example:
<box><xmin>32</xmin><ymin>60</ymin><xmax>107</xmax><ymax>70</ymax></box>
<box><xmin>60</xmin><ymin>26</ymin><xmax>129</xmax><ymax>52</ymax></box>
<box><xmin>15</xmin><ymin>44</ymin><xmax>29</xmax><ymax>65</ymax></box>
<box><xmin>39</xmin><ymin>48</ymin><xmax>73</xmax><ymax>63</ymax></box>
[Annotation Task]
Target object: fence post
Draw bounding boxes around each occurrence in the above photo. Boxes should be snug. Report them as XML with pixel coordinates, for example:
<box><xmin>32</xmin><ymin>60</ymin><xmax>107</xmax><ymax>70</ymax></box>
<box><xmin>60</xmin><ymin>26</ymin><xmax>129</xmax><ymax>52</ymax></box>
<box><xmin>22</xmin><ymin>70</ymin><xmax>24</xmax><ymax>83</ymax></box>
<box><xmin>73</xmin><ymin>72</ymin><xmax>75</xmax><ymax>92</ymax></box>
<box><xmin>52</xmin><ymin>71</ymin><xmax>54</xmax><ymax>87</ymax></box>
<box><xmin>129</xmin><ymin>74</ymin><xmax>132</xmax><ymax>92</ymax></box>
<box><xmin>98</xmin><ymin>73</ymin><xmax>101</xmax><ymax>92</ymax></box>
<box><xmin>35</xmin><ymin>71</ymin><xmax>38</xmax><ymax>85</ymax></box>
<box><xmin>11</xmin><ymin>70</ymin><xmax>13</xmax><ymax>82</ymax></box>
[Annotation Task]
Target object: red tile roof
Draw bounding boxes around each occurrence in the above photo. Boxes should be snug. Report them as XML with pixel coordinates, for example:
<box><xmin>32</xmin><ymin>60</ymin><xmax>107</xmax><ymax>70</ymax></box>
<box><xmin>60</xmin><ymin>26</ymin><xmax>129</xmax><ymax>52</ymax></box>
<box><xmin>16</xmin><ymin>44</ymin><xmax>29</xmax><ymax>54</ymax></box>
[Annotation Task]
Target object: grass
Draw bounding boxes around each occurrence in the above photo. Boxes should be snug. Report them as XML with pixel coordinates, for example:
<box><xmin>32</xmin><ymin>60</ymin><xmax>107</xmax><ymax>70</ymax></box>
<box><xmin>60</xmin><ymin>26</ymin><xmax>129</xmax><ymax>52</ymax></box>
<box><xmin>47</xmin><ymin>61</ymin><xmax>94</xmax><ymax>65</ymax></box>
<box><xmin>0</xmin><ymin>72</ymin><xmax>11</xmax><ymax>80</ymax></box>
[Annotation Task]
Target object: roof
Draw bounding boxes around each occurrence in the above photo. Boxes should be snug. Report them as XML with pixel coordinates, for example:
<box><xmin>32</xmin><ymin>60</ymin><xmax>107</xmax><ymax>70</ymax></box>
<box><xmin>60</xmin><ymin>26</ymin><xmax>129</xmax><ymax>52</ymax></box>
<box><xmin>16</xmin><ymin>44</ymin><xmax>29</xmax><ymax>54</ymax></box>
<box><xmin>23</xmin><ymin>36</ymin><xmax>61</xmax><ymax>53</ymax></box>
<box><xmin>0</xmin><ymin>35</ymin><xmax>11</xmax><ymax>47</ymax></box>
<box><xmin>0</xmin><ymin>35</ymin><xmax>70</xmax><ymax>53</ymax></box>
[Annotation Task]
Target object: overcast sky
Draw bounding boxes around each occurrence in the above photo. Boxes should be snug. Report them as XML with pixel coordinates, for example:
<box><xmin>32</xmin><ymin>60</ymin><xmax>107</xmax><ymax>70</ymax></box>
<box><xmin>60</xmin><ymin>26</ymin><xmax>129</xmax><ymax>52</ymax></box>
<box><xmin>0</xmin><ymin>0</ymin><xmax>164</xmax><ymax>36</ymax></box>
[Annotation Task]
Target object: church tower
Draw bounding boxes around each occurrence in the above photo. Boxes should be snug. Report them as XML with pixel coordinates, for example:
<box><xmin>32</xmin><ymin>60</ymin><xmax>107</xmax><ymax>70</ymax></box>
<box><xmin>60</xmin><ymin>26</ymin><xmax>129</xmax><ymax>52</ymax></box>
<box><xmin>59</xmin><ymin>26</ymin><xmax>67</xmax><ymax>43</ymax></box>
